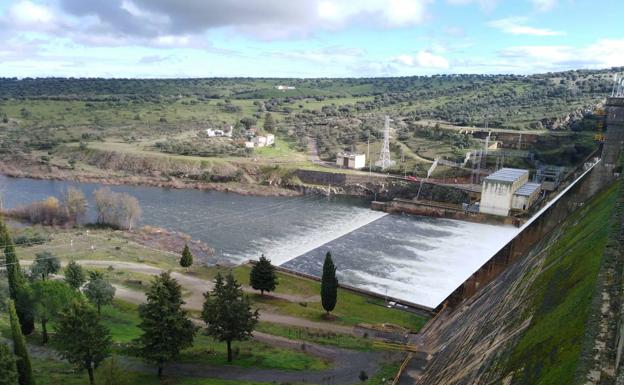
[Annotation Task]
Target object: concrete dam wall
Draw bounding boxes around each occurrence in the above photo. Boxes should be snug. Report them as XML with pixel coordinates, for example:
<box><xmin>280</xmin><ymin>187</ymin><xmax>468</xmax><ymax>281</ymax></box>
<box><xmin>435</xmin><ymin>97</ymin><xmax>624</xmax><ymax>312</ymax></box>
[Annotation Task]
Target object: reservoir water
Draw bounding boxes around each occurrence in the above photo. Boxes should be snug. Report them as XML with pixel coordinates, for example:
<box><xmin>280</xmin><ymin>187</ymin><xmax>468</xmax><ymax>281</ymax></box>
<box><xmin>0</xmin><ymin>175</ymin><xmax>519</xmax><ymax>309</ymax></box>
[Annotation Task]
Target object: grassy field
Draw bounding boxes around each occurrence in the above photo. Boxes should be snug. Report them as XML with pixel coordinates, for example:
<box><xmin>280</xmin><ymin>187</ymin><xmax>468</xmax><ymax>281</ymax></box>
<box><xmin>256</xmin><ymin>322</ymin><xmax>374</xmax><ymax>351</ymax></box>
<box><xmin>14</xmin><ymin>225</ymin><xmax>429</xmax><ymax>332</ymax></box>
<box><xmin>14</xmin><ymin>227</ymin><xmax>180</xmax><ymax>270</ymax></box>
<box><xmin>498</xmin><ymin>184</ymin><xmax>618</xmax><ymax>385</ymax></box>
<box><xmin>225</xmin><ymin>265</ymin><xmax>429</xmax><ymax>331</ymax></box>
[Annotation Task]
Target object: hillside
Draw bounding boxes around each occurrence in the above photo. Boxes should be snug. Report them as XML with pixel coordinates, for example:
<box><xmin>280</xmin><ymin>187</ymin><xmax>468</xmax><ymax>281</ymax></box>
<box><xmin>0</xmin><ymin>69</ymin><xmax>615</xmax><ymax>194</ymax></box>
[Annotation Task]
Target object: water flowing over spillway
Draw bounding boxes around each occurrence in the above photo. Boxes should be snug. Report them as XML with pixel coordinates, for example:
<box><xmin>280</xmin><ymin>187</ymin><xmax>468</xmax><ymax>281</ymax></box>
<box><xmin>284</xmin><ymin>216</ymin><xmax>519</xmax><ymax>308</ymax></box>
<box><xmin>0</xmin><ymin>175</ymin><xmax>519</xmax><ymax>309</ymax></box>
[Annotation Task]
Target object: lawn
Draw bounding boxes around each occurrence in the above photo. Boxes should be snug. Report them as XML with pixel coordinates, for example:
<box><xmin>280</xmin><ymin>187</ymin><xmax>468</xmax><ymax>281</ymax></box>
<box><xmin>179</xmin><ymin>333</ymin><xmax>328</xmax><ymax>371</ymax></box>
<box><xmin>14</xmin><ymin>227</ymin><xmax>180</xmax><ymax>270</ymax></box>
<box><xmin>256</xmin><ymin>322</ymin><xmax>374</xmax><ymax>351</ymax></box>
<box><xmin>229</xmin><ymin>265</ymin><xmax>429</xmax><ymax>332</ymax></box>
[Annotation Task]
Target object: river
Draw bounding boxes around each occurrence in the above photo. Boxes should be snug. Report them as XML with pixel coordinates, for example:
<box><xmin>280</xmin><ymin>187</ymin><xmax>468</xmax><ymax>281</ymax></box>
<box><xmin>0</xmin><ymin>175</ymin><xmax>519</xmax><ymax>309</ymax></box>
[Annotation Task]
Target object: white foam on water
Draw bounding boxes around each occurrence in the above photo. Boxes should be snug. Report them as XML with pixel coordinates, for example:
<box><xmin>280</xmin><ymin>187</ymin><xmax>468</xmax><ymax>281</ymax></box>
<box><xmin>239</xmin><ymin>209</ymin><xmax>388</xmax><ymax>265</ymax></box>
<box><xmin>351</xmin><ymin>219</ymin><xmax>519</xmax><ymax>308</ymax></box>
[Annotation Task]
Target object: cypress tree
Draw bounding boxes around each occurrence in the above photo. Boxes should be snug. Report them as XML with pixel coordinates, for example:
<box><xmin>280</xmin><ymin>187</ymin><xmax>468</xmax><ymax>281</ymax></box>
<box><xmin>1</xmin><ymin>222</ymin><xmax>23</xmax><ymax>300</ymax></box>
<box><xmin>180</xmin><ymin>243</ymin><xmax>193</xmax><ymax>270</ymax></box>
<box><xmin>321</xmin><ymin>251</ymin><xmax>338</xmax><ymax>317</ymax></box>
<box><xmin>249</xmin><ymin>254</ymin><xmax>278</xmax><ymax>296</ymax></box>
<box><xmin>7</xmin><ymin>300</ymin><xmax>35</xmax><ymax>385</ymax></box>
<box><xmin>1</xmin><ymin>221</ymin><xmax>34</xmax><ymax>334</ymax></box>
<box><xmin>0</xmin><ymin>340</ymin><xmax>18</xmax><ymax>385</ymax></box>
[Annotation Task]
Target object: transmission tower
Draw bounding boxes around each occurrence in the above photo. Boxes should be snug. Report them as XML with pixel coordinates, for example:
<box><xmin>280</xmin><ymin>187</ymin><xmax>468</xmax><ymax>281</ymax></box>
<box><xmin>375</xmin><ymin>115</ymin><xmax>395</xmax><ymax>170</ymax></box>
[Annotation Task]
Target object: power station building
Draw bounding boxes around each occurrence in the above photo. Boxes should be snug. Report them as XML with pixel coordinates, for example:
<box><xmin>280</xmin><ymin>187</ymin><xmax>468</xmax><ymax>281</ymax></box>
<box><xmin>336</xmin><ymin>152</ymin><xmax>366</xmax><ymax>169</ymax></box>
<box><xmin>479</xmin><ymin>168</ymin><xmax>541</xmax><ymax>216</ymax></box>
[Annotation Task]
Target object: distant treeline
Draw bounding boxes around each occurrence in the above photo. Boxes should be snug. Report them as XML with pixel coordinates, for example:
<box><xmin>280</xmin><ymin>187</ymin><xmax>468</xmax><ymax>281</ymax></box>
<box><xmin>0</xmin><ymin>67</ymin><xmax>621</xmax><ymax>101</ymax></box>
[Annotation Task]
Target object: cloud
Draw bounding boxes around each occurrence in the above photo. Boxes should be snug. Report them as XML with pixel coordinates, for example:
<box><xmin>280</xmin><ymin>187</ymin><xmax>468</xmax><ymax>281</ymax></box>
<box><xmin>272</xmin><ymin>46</ymin><xmax>365</xmax><ymax>63</ymax></box>
<box><xmin>488</xmin><ymin>17</ymin><xmax>565</xmax><ymax>36</ymax></box>
<box><xmin>393</xmin><ymin>51</ymin><xmax>450</xmax><ymax>69</ymax></box>
<box><xmin>531</xmin><ymin>0</ymin><xmax>557</xmax><ymax>12</ymax></box>
<box><xmin>2</xmin><ymin>1</ymin><xmax>63</xmax><ymax>32</ymax></box>
<box><xmin>55</xmin><ymin>0</ymin><xmax>431</xmax><ymax>43</ymax></box>
<box><xmin>138</xmin><ymin>54</ymin><xmax>172</xmax><ymax>64</ymax></box>
<box><xmin>446</xmin><ymin>0</ymin><xmax>498</xmax><ymax>12</ymax></box>
<box><xmin>473</xmin><ymin>39</ymin><xmax>624</xmax><ymax>73</ymax></box>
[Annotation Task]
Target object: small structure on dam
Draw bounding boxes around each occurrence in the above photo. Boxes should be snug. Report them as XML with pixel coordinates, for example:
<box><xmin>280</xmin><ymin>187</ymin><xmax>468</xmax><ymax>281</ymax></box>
<box><xmin>479</xmin><ymin>168</ymin><xmax>541</xmax><ymax>216</ymax></box>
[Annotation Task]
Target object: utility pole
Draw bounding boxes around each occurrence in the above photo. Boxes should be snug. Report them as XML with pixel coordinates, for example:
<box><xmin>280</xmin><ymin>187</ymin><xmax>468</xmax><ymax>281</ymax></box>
<box><xmin>367</xmin><ymin>136</ymin><xmax>371</xmax><ymax>178</ymax></box>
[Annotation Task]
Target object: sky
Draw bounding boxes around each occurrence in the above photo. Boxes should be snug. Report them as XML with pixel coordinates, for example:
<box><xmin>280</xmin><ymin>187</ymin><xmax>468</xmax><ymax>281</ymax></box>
<box><xmin>0</xmin><ymin>0</ymin><xmax>623</xmax><ymax>78</ymax></box>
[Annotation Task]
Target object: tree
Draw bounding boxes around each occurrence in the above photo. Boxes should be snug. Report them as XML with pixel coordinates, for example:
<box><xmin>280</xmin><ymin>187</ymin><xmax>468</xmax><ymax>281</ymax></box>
<box><xmin>137</xmin><ymin>272</ymin><xmax>196</xmax><ymax>377</ymax></box>
<box><xmin>93</xmin><ymin>188</ymin><xmax>141</xmax><ymax>230</ymax></box>
<box><xmin>180</xmin><ymin>243</ymin><xmax>193</xmax><ymax>270</ymax></box>
<box><xmin>1</xmin><ymin>223</ymin><xmax>24</xmax><ymax>300</ymax></box>
<box><xmin>239</xmin><ymin>116</ymin><xmax>257</xmax><ymax>130</ymax></box>
<box><xmin>61</xmin><ymin>187</ymin><xmax>87</xmax><ymax>224</ymax></box>
<box><xmin>263</xmin><ymin>112</ymin><xmax>276</xmax><ymax>132</ymax></box>
<box><xmin>1</xmin><ymin>223</ymin><xmax>34</xmax><ymax>334</ymax></box>
<box><xmin>64</xmin><ymin>260</ymin><xmax>86</xmax><ymax>290</ymax></box>
<box><xmin>321</xmin><ymin>251</ymin><xmax>338</xmax><ymax>316</ymax></box>
<box><xmin>30</xmin><ymin>251</ymin><xmax>60</xmax><ymax>280</ymax></box>
<box><xmin>249</xmin><ymin>254</ymin><xmax>278</xmax><ymax>296</ymax></box>
<box><xmin>84</xmin><ymin>271</ymin><xmax>115</xmax><ymax>315</ymax></box>
<box><xmin>7</xmin><ymin>300</ymin><xmax>35</xmax><ymax>385</ymax></box>
<box><xmin>55</xmin><ymin>300</ymin><xmax>112</xmax><ymax>385</ymax></box>
<box><xmin>0</xmin><ymin>341</ymin><xmax>18</xmax><ymax>385</ymax></box>
<box><xmin>31</xmin><ymin>280</ymin><xmax>80</xmax><ymax>344</ymax></box>
<box><xmin>201</xmin><ymin>273</ymin><xmax>259</xmax><ymax>362</ymax></box>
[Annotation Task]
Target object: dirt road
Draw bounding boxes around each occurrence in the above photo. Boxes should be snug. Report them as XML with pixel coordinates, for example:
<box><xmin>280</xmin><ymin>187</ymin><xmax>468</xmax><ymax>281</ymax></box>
<box><xmin>70</xmin><ymin>260</ymin><xmax>355</xmax><ymax>335</ymax></box>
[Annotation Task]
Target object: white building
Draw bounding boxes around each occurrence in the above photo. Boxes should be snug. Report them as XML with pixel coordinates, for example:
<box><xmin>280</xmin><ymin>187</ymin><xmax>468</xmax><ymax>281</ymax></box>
<box><xmin>336</xmin><ymin>152</ymin><xmax>366</xmax><ymax>170</ymax></box>
<box><xmin>511</xmin><ymin>182</ymin><xmax>542</xmax><ymax>211</ymax></box>
<box><xmin>276</xmin><ymin>85</ymin><xmax>296</xmax><ymax>90</ymax></box>
<box><xmin>479</xmin><ymin>168</ymin><xmax>541</xmax><ymax>216</ymax></box>
<box><xmin>246</xmin><ymin>134</ymin><xmax>275</xmax><ymax>149</ymax></box>
<box><xmin>206</xmin><ymin>126</ymin><xmax>233</xmax><ymax>138</ymax></box>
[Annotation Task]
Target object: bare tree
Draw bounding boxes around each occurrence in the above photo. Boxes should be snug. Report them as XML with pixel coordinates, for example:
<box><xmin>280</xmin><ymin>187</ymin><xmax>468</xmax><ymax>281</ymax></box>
<box><xmin>62</xmin><ymin>187</ymin><xmax>87</xmax><ymax>224</ymax></box>
<box><xmin>93</xmin><ymin>188</ymin><xmax>141</xmax><ymax>230</ymax></box>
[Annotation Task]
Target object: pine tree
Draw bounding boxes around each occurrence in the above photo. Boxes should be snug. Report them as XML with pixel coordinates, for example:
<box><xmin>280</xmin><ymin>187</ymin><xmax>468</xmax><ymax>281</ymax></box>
<box><xmin>55</xmin><ymin>300</ymin><xmax>111</xmax><ymax>385</ymax></box>
<box><xmin>7</xmin><ymin>300</ymin><xmax>35</xmax><ymax>385</ymax></box>
<box><xmin>180</xmin><ymin>243</ymin><xmax>193</xmax><ymax>270</ymax></box>
<box><xmin>0</xmin><ymin>340</ymin><xmax>18</xmax><ymax>385</ymax></box>
<box><xmin>64</xmin><ymin>260</ymin><xmax>86</xmax><ymax>290</ymax></box>
<box><xmin>249</xmin><ymin>254</ymin><xmax>278</xmax><ymax>296</ymax></box>
<box><xmin>202</xmin><ymin>273</ymin><xmax>259</xmax><ymax>362</ymax></box>
<box><xmin>137</xmin><ymin>272</ymin><xmax>196</xmax><ymax>377</ymax></box>
<box><xmin>1</xmin><ymin>222</ymin><xmax>34</xmax><ymax>334</ymax></box>
<box><xmin>321</xmin><ymin>251</ymin><xmax>338</xmax><ymax>317</ymax></box>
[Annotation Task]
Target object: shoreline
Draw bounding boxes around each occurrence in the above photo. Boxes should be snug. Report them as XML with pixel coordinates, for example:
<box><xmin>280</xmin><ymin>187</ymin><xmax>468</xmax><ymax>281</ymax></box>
<box><xmin>0</xmin><ymin>163</ymin><xmax>302</xmax><ymax>198</ymax></box>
